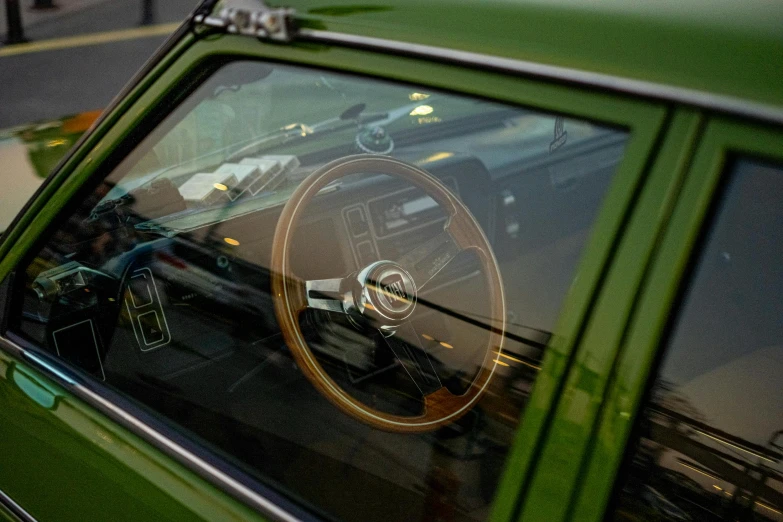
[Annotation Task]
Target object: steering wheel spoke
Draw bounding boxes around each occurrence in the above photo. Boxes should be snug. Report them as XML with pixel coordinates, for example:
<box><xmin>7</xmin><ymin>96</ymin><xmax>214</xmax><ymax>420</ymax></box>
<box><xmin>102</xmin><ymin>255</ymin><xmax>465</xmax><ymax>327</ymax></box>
<box><xmin>305</xmin><ymin>277</ymin><xmax>348</xmax><ymax>314</ymax></box>
<box><xmin>397</xmin><ymin>229</ymin><xmax>463</xmax><ymax>290</ymax></box>
<box><xmin>382</xmin><ymin>322</ymin><xmax>443</xmax><ymax>396</ymax></box>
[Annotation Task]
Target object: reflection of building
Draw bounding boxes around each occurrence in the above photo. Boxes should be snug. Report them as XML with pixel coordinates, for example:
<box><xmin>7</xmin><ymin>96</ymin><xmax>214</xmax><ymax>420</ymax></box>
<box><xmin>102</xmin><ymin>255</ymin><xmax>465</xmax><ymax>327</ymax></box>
<box><xmin>617</xmin><ymin>391</ymin><xmax>783</xmax><ymax>522</ymax></box>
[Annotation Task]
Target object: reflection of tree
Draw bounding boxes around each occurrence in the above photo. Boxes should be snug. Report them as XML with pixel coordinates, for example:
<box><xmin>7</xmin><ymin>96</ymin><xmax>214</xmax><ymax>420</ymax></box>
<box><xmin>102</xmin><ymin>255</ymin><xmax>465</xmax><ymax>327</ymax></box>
<box><xmin>651</xmin><ymin>379</ymin><xmax>705</xmax><ymax>425</ymax></box>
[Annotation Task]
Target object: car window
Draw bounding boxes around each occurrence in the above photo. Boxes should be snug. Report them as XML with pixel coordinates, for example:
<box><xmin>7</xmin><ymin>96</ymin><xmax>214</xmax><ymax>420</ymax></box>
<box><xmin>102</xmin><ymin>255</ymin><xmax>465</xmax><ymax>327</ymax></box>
<box><xmin>9</xmin><ymin>61</ymin><xmax>628</xmax><ymax>522</ymax></box>
<box><xmin>611</xmin><ymin>158</ymin><xmax>783</xmax><ymax>522</ymax></box>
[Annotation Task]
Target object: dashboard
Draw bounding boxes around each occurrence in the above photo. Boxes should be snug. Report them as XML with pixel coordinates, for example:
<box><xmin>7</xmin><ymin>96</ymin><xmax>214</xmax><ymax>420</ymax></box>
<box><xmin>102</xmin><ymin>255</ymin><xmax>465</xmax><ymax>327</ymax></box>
<box><xmin>21</xmin><ymin>152</ymin><xmax>495</xmax><ymax>379</ymax></box>
<box><xmin>15</xmin><ymin>128</ymin><xmax>627</xmax><ymax>399</ymax></box>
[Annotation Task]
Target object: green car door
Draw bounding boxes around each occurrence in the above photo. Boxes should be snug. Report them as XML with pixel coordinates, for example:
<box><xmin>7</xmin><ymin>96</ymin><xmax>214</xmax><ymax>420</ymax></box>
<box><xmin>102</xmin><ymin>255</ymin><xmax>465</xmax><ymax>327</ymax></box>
<box><xmin>0</xmin><ymin>1</ymin><xmax>779</xmax><ymax>521</ymax></box>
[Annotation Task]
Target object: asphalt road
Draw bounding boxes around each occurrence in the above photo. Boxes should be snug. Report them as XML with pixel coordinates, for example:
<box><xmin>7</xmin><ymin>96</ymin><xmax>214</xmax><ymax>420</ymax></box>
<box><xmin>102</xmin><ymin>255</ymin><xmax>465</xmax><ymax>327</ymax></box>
<box><xmin>0</xmin><ymin>0</ymin><xmax>198</xmax><ymax>128</ymax></box>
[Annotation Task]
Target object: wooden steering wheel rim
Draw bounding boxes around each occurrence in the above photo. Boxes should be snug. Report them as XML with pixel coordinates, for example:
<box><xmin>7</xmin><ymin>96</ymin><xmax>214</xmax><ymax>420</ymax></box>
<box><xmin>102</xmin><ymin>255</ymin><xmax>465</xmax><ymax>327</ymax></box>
<box><xmin>270</xmin><ymin>154</ymin><xmax>506</xmax><ymax>433</ymax></box>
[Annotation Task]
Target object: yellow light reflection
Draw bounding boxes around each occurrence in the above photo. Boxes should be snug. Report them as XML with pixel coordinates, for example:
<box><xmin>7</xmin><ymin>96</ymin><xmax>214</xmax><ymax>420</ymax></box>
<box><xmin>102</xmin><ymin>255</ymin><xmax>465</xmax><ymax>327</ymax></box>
<box><xmin>410</xmin><ymin>105</ymin><xmax>434</xmax><ymax>116</ymax></box>
<box><xmin>421</xmin><ymin>334</ymin><xmax>435</xmax><ymax>341</ymax></box>
<box><xmin>678</xmin><ymin>461</ymin><xmax>720</xmax><ymax>481</ymax></box>
<box><xmin>439</xmin><ymin>341</ymin><xmax>454</xmax><ymax>349</ymax></box>
<box><xmin>283</xmin><ymin>123</ymin><xmax>314</xmax><ymax>135</ymax></box>
<box><xmin>47</xmin><ymin>138</ymin><xmax>67</xmax><ymax>147</ymax></box>
<box><xmin>713</xmin><ymin>485</ymin><xmax>722</xmax><ymax>491</ymax></box>
<box><xmin>493</xmin><ymin>358</ymin><xmax>510</xmax><ymax>367</ymax></box>
<box><xmin>694</xmin><ymin>429</ymin><xmax>777</xmax><ymax>463</ymax></box>
<box><xmin>409</xmin><ymin>92</ymin><xmax>430</xmax><ymax>101</ymax></box>
<box><xmin>493</xmin><ymin>350</ymin><xmax>542</xmax><ymax>370</ymax></box>
<box><xmin>224</xmin><ymin>237</ymin><xmax>240</xmax><ymax>246</ymax></box>
<box><xmin>757</xmin><ymin>502</ymin><xmax>782</xmax><ymax>515</ymax></box>
<box><xmin>213</xmin><ymin>183</ymin><xmax>228</xmax><ymax>191</ymax></box>
<box><xmin>422</xmin><ymin>152</ymin><xmax>453</xmax><ymax>163</ymax></box>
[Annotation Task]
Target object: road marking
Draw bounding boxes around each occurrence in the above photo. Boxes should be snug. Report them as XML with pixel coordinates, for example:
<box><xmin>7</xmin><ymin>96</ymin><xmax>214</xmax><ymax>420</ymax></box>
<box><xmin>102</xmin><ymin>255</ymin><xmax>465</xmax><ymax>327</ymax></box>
<box><xmin>0</xmin><ymin>22</ymin><xmax>180</xmax><ymax>58</ymax></box>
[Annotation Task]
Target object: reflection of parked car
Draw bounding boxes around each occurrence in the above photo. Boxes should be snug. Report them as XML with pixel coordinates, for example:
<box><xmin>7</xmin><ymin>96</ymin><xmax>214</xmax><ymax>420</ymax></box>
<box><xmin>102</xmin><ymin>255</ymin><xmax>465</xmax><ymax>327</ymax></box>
<box><xmin>0</xmin><ymin>1</ymin><xmax>782</xmax><ymax>521</ymax></box>
<box><xmin>0</xmin><ymin>110</ymin><xmax>100</xmax><ymax>230</ymax></box>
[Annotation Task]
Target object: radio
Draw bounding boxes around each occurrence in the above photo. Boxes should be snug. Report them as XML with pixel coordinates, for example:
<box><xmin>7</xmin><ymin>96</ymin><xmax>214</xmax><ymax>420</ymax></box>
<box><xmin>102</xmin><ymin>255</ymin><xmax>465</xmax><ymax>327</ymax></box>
<box><xmin>367</xmin><ymin>177</ymin><xmax>459</xmax><ymax>238</ymax></box>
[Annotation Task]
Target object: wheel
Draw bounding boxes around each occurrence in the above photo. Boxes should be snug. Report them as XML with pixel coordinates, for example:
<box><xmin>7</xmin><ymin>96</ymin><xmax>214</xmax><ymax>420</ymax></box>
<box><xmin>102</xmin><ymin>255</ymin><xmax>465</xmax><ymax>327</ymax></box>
<box><xmin>270</xmin><ymin>155</ymin><xmax>506</xmax><ymax>433</ymax></box>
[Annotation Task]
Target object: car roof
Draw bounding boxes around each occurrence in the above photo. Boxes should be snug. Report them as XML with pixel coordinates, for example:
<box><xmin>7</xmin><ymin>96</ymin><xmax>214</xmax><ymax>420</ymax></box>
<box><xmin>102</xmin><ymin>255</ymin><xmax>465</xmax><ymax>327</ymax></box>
<box><xmin>286</xmin><ymin>0</ymin><xmax>783</xmax><ymax>112</ymax></box>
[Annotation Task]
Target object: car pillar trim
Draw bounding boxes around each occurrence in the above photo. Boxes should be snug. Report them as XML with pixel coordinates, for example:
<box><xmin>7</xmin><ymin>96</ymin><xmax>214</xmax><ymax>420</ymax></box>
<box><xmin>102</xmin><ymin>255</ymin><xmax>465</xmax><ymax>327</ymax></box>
<box><xmin>0</xmin><ymin>335</ymin><xmax>304</xmax><ymax>522</ymax></box>
<box><xmin>297</xmin><ymin>29</ymin><xmax>783</xmax><ymax>127</ymax></box>
<box><xmin>0</xmin><ymin>486</ymin><xmax>37</xmax><ymax>522</ymax></box>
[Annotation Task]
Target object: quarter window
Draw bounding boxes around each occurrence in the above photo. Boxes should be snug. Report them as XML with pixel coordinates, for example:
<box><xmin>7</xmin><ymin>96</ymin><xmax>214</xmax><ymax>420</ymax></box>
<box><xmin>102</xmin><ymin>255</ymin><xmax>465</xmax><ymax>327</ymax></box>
<box><xmin>10</xmin><ymin>61</ymin><xmax>628</xmax><ymax>521</ymax></box>
<box><xmin>611</xmin><ymin>158</ymin><xmax>783</xmax><ymax>522</ymax></box>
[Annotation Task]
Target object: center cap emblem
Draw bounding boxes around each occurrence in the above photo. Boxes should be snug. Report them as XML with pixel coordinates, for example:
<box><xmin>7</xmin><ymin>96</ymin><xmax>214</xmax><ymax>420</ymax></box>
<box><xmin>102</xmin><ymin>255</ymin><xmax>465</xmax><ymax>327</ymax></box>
<box><xmin>360</xmin><ymin>262</ymin><xmax>417</xmax><ymax>322</ymax></box>
<box><xmin>379</xmin><ymin>273</ymin><xmax>408</xmax><ymax>310</ymax></box>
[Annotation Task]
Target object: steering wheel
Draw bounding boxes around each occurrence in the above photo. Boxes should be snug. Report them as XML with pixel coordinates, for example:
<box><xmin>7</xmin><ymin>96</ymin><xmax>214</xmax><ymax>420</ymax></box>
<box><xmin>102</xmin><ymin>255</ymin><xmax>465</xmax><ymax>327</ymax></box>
<box><xmin>270</xmin><ymin>155</ymin><xmax>506</xmax><ymax>433</ymax></box>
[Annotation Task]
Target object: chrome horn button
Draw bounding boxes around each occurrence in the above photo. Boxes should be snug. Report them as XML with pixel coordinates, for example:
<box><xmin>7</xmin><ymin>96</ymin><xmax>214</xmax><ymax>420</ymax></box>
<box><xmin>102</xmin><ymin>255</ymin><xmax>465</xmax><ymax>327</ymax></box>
<box><xmin>355</xmin><ymin>261</ymin><xmax>417</xmax><ymax>325</ymax></box>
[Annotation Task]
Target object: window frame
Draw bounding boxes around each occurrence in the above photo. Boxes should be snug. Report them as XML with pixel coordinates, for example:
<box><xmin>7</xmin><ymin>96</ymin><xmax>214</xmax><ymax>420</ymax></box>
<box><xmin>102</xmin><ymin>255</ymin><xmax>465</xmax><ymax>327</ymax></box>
<box><xmin>572</xmin><ymin>116</ymin><xmax>783</xmax><ymax>522</ymax></box>
<box><xmin>0</xmin><ymin>33</ymin><xmax>670</xmax><ymax>521</ymax></box>
<box><xmin>514</xmin><ymin>107</ymin><xmax>705</xmax><ymax>522</ymax></box>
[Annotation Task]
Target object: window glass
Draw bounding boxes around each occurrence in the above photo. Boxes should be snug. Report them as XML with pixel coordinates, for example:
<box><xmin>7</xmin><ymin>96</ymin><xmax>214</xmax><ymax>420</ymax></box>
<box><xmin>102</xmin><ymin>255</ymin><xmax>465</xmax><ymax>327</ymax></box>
<box><xmin>10</xmin><ymin>61</ymin><xmax>628</xmax><ymax>521</ymax></box>
<box><xmin>612</xmin><ymin>158</ymin><xmax>783</xmax><ymax>522</ymax></box>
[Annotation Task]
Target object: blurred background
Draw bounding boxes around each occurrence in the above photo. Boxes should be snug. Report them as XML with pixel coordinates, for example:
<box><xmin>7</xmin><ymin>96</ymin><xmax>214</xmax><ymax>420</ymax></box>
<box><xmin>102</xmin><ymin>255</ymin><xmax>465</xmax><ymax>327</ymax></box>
<box><xmin>0</xmin><ymin>0</ymin><xmax>198</xmax><ymax>223</ymax></box>
<box><xmin>1</xmin><ymin>0</ymin><xmax>196</xmax><ymax>127</ymax></box>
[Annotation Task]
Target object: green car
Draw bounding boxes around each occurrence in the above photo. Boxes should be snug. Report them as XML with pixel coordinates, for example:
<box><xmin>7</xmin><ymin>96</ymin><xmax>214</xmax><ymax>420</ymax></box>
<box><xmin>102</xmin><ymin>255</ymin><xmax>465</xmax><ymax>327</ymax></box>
<box><xmin>0</xmin><ymin>1</ymin><xmax>781</xmax><ymax>521</ymax></box>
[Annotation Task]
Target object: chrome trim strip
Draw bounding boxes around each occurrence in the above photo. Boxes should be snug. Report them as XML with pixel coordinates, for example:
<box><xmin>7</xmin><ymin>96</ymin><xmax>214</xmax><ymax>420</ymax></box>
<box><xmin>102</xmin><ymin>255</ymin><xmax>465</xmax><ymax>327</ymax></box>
<box><xmin>0</xmin><ymin>336</ymin><xmax>302</xmax><ymax>522</ymax></box>
<box><xmin>23</xmin><ymin>351</ymin><xmax>77</xmax><ymax>385</ymax></box>
<box><xmin>298</xmin><ymin>29</ymin><xmax>783</xmax><ymax>126</ymax></box>
<box><xmin>0</xmin><ymin>487</ymin><xmax>36</xmax><ymax>522</ymax></box>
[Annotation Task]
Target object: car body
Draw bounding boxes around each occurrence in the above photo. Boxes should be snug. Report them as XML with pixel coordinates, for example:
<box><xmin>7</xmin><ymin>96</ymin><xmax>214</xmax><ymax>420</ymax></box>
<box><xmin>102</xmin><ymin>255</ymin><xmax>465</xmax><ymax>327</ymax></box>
<box><xmin>0</xmin><ymin>1</ymin><xmax>781</xmax><ymax>521</ymax></box>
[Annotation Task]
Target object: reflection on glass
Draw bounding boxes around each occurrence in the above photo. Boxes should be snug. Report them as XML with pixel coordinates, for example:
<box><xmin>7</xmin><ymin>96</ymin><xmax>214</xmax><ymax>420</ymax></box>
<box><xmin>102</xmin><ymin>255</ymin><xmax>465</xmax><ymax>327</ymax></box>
<box><xmin>613</xmin><ymin>159</ymin><xmax>783</xmax><ymax>522</ymax></box>
<box><xmin>12</xmin><ymin>61</ymin><xmax>628</xmax><ymax>521</ymax></box>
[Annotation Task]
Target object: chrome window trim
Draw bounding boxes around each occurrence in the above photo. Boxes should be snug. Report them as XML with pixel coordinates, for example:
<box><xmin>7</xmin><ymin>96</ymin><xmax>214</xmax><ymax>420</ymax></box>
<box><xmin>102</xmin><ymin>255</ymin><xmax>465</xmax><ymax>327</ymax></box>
<box><xmin>0</xmin><ymin>335</ymin><xmax>304</xmax><ymax>522</ymax></box>
<box><xmin>298</xmin><ymin>29</ymin><xmax>783</xmax><ymax>126</ymax></box>
<box><xmin>0</xmin><ymin>486</ymin><xmax>36</xmax><ymax>522</ymax></box>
